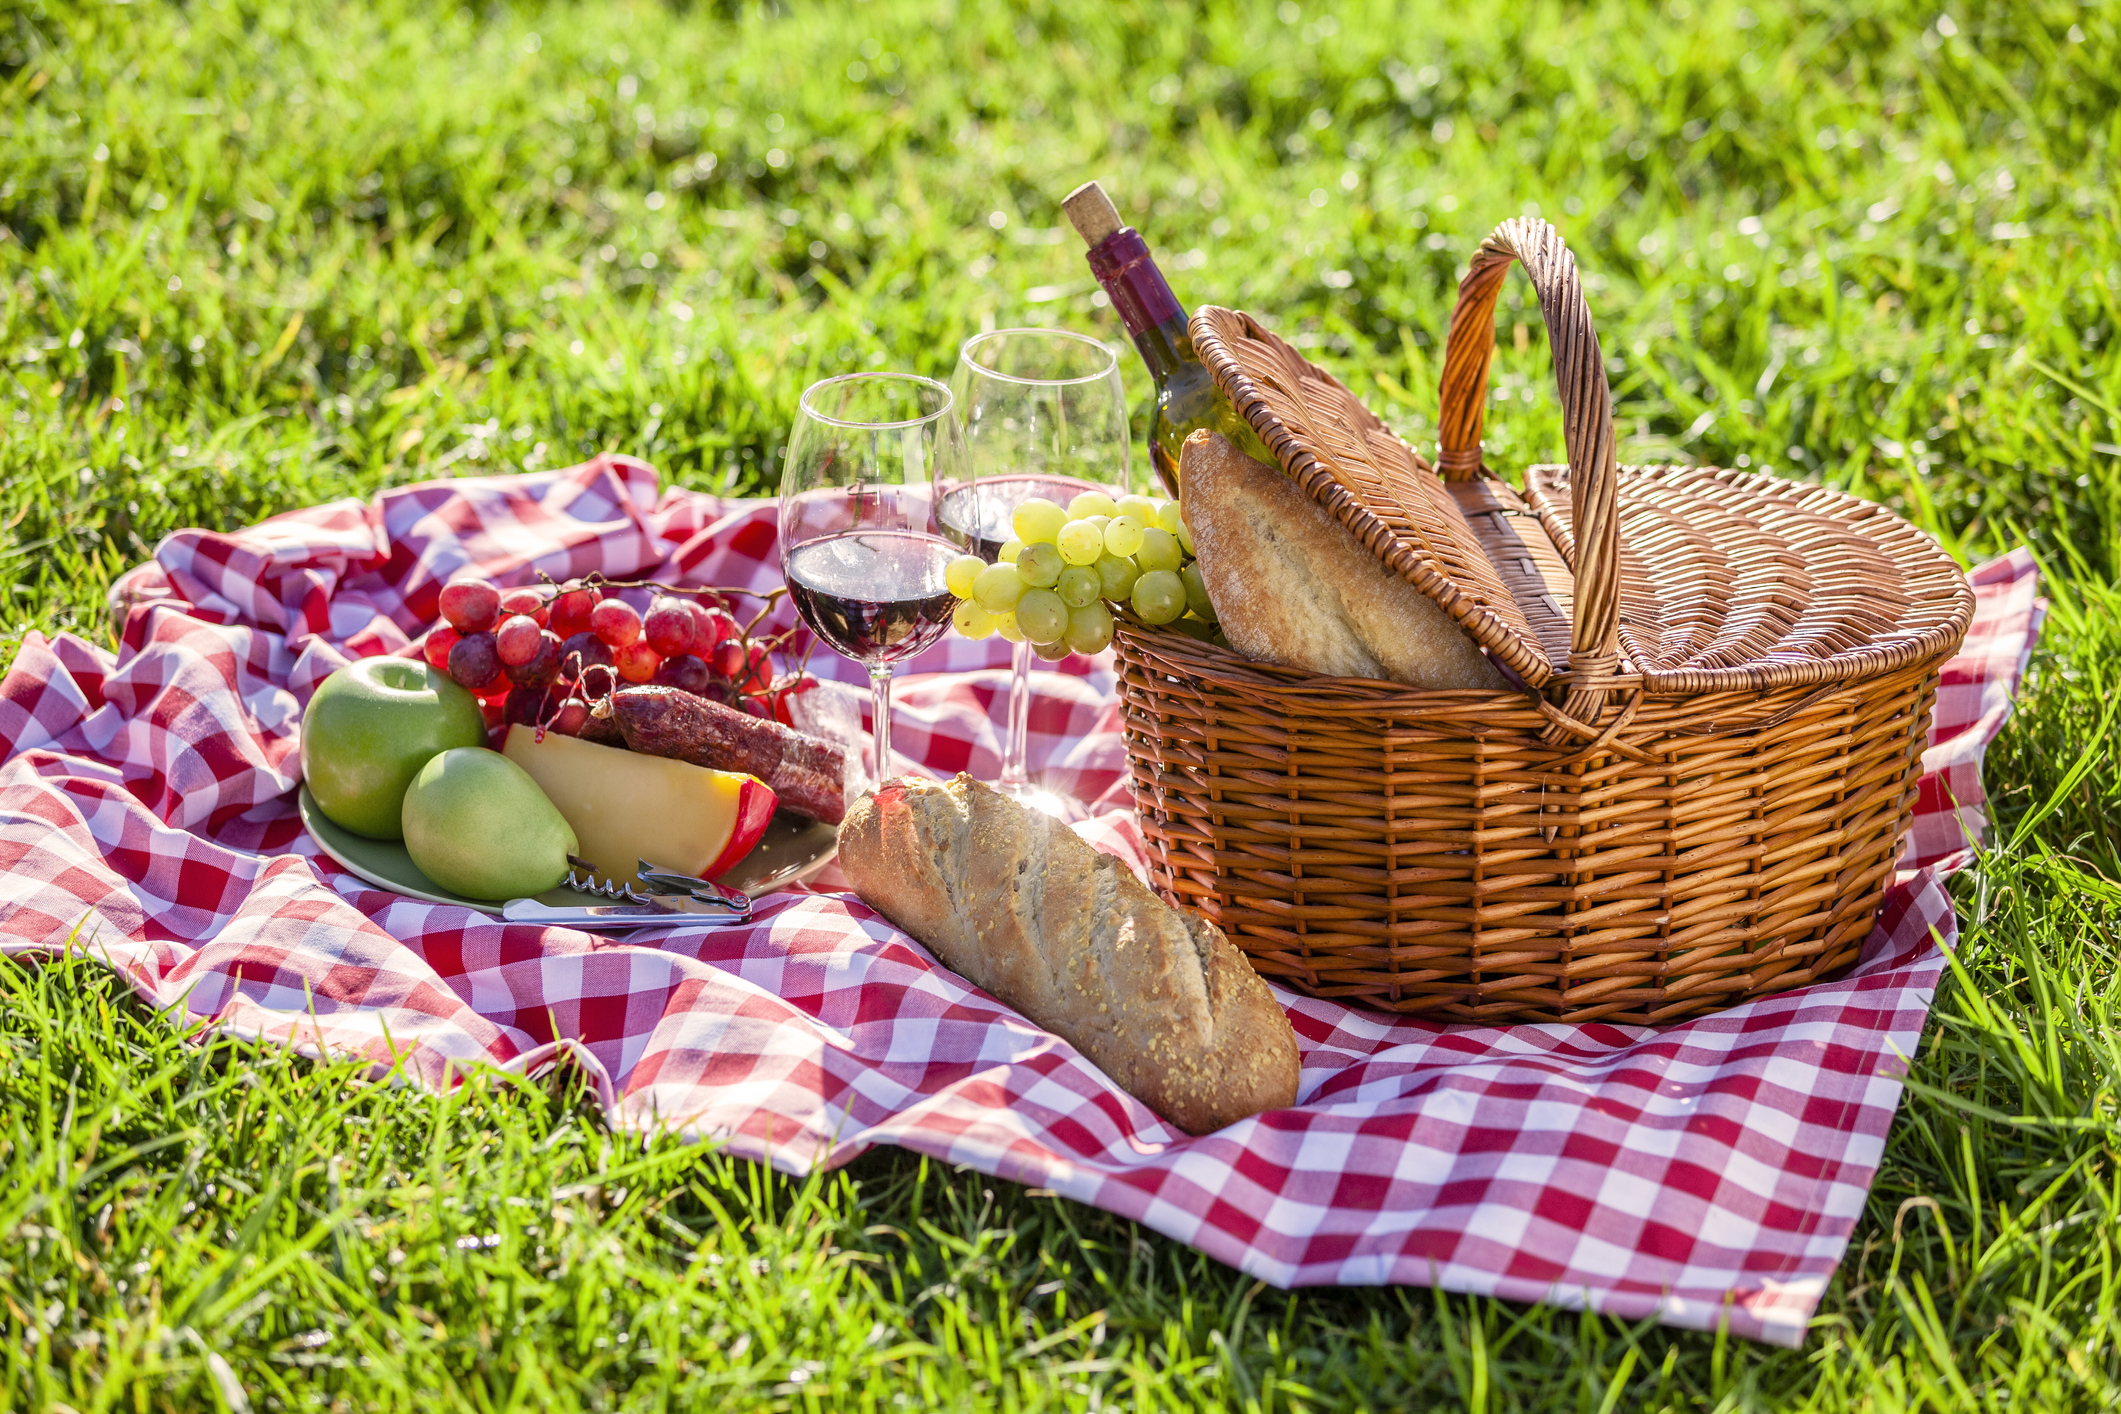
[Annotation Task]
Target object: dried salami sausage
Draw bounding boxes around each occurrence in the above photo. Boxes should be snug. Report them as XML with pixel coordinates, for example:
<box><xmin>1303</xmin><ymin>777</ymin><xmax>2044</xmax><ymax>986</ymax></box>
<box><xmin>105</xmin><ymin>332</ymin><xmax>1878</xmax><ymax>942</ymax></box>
<box><xmin>609</xmin><ymin>685</ymin><xmax>848</xmax><ymax>825</ymax></box>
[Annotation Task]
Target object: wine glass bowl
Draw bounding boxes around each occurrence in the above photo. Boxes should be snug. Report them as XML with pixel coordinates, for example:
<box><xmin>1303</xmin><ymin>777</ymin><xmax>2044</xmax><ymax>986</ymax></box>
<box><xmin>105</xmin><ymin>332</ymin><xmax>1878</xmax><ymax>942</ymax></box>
<box><xmin>781</xmin><ymin>531</ymin><xmax>958</xmax><ymax>665</ymax></box>
<box><xmin>944</xmin><ymin>329</ymin><xmax>1134</xmax><ymax>819</ymax></box>
<box><xmin>779</xmin><ymin>373</ymin><xmax>969</xmax><ymax>789</ymax></box>
<box><xmin>942</xmin><ymin>328</ymin><xmax>1132</xmax><ymax>555</ymax></box>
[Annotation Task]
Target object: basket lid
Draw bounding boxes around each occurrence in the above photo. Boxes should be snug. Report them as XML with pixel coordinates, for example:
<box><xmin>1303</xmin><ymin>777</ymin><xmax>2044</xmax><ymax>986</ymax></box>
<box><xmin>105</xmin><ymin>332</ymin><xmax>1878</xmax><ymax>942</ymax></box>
<box><xmin>1520</xmin><ymin>461</ymin><xmax>1973</xmax><ymax>698</ymax></box>
<box><xmin>1188</xmin><ymin>308</ymin><xmax>1565</xmax><ymax>687</ymax></box>
<box><xmin>1190</xmin><ymin>216</ymin><xmax>1972</xmax><ymax>730</ymax></box>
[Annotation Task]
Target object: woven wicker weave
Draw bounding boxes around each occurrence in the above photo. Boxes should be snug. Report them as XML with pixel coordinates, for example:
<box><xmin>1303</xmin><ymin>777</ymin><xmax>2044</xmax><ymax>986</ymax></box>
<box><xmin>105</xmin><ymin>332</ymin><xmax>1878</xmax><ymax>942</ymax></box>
<box><xmin>1112</xmin><ymin>217</ymin><xmax>1973</xmax><ymax>1025</ymax></box>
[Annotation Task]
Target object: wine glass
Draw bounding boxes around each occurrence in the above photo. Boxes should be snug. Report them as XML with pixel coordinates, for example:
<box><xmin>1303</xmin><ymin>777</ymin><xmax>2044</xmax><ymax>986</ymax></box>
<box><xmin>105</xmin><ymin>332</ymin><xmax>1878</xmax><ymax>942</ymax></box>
<box><xmin>943</xmin><ymin>328</ymin><xmax>1134</xmax><ymax>820</ymax></box>
<box><xmin>780</xmin><ymin>373</ymin><xmax>970</xmax><ymax>791</ymax></box>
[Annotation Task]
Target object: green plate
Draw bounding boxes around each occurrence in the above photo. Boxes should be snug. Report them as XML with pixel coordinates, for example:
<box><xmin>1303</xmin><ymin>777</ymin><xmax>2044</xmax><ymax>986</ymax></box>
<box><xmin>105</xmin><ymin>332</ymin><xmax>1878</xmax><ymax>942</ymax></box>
<box><xmin>298</xmin><ymin>785</ymin><xmax>840</xmax><ymax>913</ymax></box>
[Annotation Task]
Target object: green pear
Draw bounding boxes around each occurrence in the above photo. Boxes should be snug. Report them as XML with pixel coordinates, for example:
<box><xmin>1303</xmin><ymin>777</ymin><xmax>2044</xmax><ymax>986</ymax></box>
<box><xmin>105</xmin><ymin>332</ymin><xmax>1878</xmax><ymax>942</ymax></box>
<box><xmin>401</xmin><ymin>748</ymin><xmax>578</xmax><ymax>901</ymax></box>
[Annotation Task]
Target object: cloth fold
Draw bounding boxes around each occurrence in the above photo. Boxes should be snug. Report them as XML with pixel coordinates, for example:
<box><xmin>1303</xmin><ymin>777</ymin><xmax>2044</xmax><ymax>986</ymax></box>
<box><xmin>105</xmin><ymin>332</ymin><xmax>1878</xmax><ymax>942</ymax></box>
<box><xmin>0</xmin><ymin>457</ymin><xmax>2041</xmax><ymax>1346</ymax></box>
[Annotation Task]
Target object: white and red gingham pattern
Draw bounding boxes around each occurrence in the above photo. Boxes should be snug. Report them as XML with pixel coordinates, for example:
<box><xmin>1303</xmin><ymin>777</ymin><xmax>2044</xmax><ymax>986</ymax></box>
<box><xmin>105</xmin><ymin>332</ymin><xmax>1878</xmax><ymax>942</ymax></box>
<box><xmin>1</xmin><ymin>457</ymin><xmax>2041</xmax><ymax>1347</ymax></box>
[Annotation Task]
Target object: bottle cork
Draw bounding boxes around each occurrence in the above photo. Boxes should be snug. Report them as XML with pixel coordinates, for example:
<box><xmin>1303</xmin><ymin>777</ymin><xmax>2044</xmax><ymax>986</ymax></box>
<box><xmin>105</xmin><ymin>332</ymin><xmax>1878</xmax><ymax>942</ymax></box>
<box><xmin>1061</xmin><ymin>181</ymin><xmax>1124</xmax><ymax>246</ymax></box>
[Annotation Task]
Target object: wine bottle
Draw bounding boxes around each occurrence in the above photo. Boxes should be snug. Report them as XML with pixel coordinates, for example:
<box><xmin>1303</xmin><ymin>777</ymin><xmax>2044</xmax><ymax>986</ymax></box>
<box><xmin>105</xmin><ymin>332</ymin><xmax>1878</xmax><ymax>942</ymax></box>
<box><xmin>1061</xmin><ymin>181</ymin><xmax>1268</xmax><ymax>498</ymax></box>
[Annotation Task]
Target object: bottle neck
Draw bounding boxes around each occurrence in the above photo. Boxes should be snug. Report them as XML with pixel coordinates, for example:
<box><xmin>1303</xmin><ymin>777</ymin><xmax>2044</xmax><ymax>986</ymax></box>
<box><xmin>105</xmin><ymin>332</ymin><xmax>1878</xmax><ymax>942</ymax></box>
<box><xmin>1086</xmin><ymin>228</ymin><xmax>1191</xmax><ymax>382</ymax></box>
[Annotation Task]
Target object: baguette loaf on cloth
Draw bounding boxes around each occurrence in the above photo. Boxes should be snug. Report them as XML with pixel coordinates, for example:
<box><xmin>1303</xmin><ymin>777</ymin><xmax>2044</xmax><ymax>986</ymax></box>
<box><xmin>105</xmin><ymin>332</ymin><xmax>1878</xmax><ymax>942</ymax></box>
<box><xmin>837</xmin><ymin>772</ymin><xmax>1299</xmax><ymax>1135</ymax></box>
<box><xmin>1181</xmin><ymin>429</ymin><xmax>1508</xmax><ymax>689</ymax></box>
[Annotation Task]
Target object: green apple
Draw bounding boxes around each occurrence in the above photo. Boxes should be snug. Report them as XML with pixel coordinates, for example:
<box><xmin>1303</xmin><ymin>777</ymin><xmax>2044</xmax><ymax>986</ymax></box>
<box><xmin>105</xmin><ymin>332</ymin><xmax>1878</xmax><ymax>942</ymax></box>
<box><xmin>301</xmin><ymin>658</ymin><xmax>487</xmax><ymax>840</ymax></box>
<box><xmin>401</xmin><ymin>748</ymin><xmax>578</xmax><ymax>900</ymax></box>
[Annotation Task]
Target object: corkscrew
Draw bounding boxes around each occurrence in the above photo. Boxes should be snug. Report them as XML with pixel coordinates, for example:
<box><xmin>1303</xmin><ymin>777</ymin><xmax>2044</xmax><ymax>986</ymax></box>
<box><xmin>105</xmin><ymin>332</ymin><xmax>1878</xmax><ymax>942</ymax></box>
<box><xmin>561</xmin><ymin>856</ymin><xmax>753</xmax><ymax>915</ymax></box>
<box><xmin>503</xmin><ymin>857</ymin><xmax>755</xmax><ymax>932</ymax></box>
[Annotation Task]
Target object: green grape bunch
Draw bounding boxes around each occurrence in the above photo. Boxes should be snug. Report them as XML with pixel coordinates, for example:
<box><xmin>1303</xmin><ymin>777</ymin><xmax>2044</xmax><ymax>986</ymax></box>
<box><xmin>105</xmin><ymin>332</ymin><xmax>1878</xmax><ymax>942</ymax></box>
<box><xmin>943</xmin><ymin>491</ymin><xmax>1222</xmax><ymax>659</ymax></box>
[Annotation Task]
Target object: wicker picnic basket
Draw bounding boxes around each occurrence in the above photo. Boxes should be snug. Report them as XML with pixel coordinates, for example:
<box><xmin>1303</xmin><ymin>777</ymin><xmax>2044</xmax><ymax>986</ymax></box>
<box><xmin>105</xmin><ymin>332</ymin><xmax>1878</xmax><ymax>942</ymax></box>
<box><xmin>1112</xmin><ymin>217</ymin><xmax>1974</xmax><ymax>1026</ymax></box>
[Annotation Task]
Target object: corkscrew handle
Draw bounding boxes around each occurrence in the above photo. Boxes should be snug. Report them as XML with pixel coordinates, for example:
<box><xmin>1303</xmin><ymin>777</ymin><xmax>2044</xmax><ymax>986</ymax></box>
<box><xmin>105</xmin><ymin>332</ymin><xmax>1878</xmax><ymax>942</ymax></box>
<box><xmin>501</xmin><ymin>899</ymin><xmax>750</xmax><ymax>931</ymax></box>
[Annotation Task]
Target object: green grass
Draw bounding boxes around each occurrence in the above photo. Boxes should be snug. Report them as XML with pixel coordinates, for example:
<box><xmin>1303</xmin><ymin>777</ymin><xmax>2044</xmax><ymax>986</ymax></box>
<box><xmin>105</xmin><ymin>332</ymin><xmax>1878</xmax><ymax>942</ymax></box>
<box><xmin>3</xmin><ymin>0</ymin><xmax>2118</xmax><ymax>1407</ymax></box>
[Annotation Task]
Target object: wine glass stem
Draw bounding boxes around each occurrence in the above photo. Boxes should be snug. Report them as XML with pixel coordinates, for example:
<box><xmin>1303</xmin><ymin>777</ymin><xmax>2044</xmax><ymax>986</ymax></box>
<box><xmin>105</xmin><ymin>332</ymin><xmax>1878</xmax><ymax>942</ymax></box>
<box><xmin>999</xmin><ymin>636</ymin><xmax>1033</xmax><ymax>791</ymax></box>
<box><xmin>869</xmin><ymin>663</ymin><xmax>894</xmax><ymax>786</ymax></box>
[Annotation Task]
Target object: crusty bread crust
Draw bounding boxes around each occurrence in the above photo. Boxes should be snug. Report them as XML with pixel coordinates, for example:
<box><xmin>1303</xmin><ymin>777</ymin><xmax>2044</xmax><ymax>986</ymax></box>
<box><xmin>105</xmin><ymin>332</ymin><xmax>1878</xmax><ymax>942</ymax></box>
<box><xmin>837</xmin><ymin>774</ymin><xmax>1300</xmax><ymax>1135</ymax></box>
<box><xmin>1181</xmin><ymin>430</ymin><xmax>1508</xmax><ymax>689</ymax></box>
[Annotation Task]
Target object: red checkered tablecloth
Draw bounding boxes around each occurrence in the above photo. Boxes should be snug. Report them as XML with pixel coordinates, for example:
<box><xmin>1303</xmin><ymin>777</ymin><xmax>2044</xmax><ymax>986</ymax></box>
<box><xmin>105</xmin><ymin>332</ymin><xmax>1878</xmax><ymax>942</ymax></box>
<box><xmin>0</xmin><ymin>456</ymin><xmax>2042</xmax><ymax>1346</ymax></box>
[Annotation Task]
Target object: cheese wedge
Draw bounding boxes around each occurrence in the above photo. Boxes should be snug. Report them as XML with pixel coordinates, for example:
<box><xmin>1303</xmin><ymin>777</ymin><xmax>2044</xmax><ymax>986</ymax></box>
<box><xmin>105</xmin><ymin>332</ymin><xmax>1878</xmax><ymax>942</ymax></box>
<box><xmin>502</xmin><ymin>724</ymin><xmax>777</xmax><ymax>889</ymax></box>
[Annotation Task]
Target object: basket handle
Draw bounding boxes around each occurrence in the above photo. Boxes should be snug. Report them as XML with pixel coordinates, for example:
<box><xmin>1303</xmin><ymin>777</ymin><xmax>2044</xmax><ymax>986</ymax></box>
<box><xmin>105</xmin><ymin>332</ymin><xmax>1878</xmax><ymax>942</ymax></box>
<box><xmin>1437</xmin><ymin>217</ymin><xmax>1621</xmax><ymax>726</ymax></box>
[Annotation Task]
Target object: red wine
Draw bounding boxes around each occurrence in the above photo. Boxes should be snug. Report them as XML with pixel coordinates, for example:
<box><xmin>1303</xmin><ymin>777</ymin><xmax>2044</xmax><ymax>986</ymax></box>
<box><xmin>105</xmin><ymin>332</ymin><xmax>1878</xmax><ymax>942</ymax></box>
<box><xmin>785</xmin><ymin>532</ymin><xmax>959</xmax><ymax>665</ymax></box>
<box><xmin>1062</xmin><ymin>182</ymin><xmax>1269</xmax><ymax>498</ymax></box>
<box><xmin>937</xmin><ymin>475</ymin><xmax>1105</xmax><ymax>560</ymax></box>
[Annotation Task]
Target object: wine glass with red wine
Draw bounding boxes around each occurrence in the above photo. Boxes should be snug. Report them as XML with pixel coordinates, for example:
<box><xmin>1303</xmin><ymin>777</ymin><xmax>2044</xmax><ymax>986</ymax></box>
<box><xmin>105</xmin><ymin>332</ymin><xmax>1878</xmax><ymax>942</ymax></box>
<box><xmin>941</xmin><ymin>328</ymin><xmax>1132</xmax><ymax>820</ymax></box>
<box><xmin>780</xmin><ymin>373</ymin><xmax>969</xmax><ymax>791</ymax></box>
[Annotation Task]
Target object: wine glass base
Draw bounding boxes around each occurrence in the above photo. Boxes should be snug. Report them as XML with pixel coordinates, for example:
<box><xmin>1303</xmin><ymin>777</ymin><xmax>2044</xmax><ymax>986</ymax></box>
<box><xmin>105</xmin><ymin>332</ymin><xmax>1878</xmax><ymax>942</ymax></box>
<box><xmin>989</xmin><ymin>778</ymin><xmax>1089</xmax><ymax>824</ymax></box>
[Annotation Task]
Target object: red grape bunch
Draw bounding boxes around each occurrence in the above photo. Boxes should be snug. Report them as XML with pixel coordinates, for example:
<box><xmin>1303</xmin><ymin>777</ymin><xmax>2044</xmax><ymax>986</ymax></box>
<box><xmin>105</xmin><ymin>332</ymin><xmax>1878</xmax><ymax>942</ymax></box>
<box><xmin>417</xmin><ymin>573</ymin><xmax>809</xmax><ymax>738</ymax></box>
